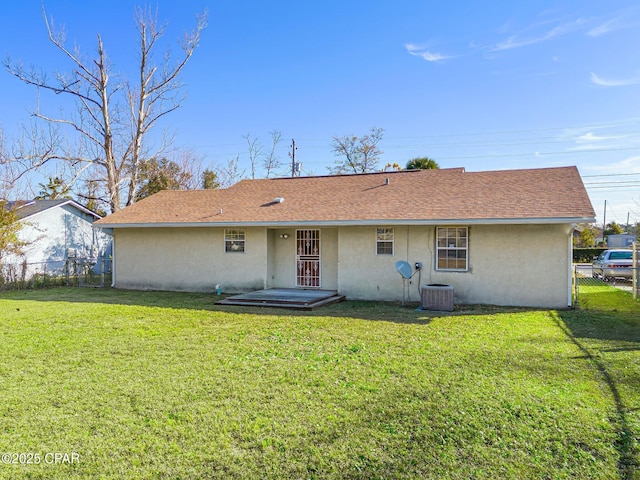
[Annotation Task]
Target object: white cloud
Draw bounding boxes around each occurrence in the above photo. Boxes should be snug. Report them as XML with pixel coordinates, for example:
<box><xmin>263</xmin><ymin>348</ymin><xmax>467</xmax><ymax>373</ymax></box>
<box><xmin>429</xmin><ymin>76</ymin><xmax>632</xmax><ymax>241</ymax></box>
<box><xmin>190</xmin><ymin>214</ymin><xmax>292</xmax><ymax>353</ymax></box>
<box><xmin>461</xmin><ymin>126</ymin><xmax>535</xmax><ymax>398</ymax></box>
<box><xmin>567</xmin><ymin>144</ymin><xmax>620</xmax><ymax>152</ymax></box>
<box><xmin>587</xmin><ymin>10</ymin><xmax>640</xmax><ymax>37</ymax></box>
<box><xmin>491</xmin><ymin>18</ymin><xmax>585</xmax><ymax>52</ymax></box>
<box><xmin>590</xmin><ymin>72</ymin><xmax>640</xmax><ymax>87</ymax></box>
<box><xmin>404</xmin><ymin>43</ymin><xmax>452</xmax><ymax>62</ymax></box>
<box><xmin>576</xmin><ymin>132</ymin><xmax>627</xmax><ymax>143</ymax></box>
<box><xmin>587</xmin><ymin>155</ymin><xmax>640</xmax><ymax>174</ymax></box>
<box><xmin>563</xmin><ymin>127</ymin><xmax>639</xmax><ymax>152</ymax></box>
<box><xmin>587</xmin><ymin>18</ymin><xmax>619</xmax><ymax>37</ymax></box>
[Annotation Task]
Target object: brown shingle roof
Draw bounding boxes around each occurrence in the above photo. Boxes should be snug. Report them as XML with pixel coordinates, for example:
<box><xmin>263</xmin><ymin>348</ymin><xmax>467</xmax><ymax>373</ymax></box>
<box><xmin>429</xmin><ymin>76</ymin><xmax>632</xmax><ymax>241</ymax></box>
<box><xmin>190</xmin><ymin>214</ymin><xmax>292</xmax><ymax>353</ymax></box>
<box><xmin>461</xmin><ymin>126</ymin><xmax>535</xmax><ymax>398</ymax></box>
<box><xmin>95</xmin><ymin>166</ymin><xmax>595</xmax><ymax>227</ymax></box>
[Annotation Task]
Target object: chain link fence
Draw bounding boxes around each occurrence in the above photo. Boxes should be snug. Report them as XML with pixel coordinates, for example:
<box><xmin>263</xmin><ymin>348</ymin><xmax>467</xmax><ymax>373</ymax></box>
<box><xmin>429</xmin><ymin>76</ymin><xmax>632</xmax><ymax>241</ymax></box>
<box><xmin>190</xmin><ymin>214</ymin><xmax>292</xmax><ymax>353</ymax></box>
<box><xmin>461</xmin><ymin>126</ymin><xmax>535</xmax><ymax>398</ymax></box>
<box><xmin>574</xmin><ymin>242</ymin><xmax>640</xmax><ymax>306</ymax></box>
<box><xmin>0</xmin><ymin>256</ymin><xmax>112</xmax><ymax>290</ymax></box>
<box><xmin>635</xmin><ymin>242</ymin><xmax>640</xmax><ymax>301</ymax></box>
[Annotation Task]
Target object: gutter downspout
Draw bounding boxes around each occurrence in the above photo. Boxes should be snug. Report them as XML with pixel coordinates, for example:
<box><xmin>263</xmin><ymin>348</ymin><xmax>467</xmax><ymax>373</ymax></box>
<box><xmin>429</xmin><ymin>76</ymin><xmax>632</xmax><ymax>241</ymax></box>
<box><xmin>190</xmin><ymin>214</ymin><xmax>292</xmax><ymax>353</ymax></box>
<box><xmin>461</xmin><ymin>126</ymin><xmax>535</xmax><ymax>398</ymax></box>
<box><xmin>568</xmin><ymin>224</ymin><xmax>575</xmax><ymax>308</ymax></box>
<box><xmin>111</xmin><ymin>234</ymin><xmax>116</xmax><ymax>288</ymax></box>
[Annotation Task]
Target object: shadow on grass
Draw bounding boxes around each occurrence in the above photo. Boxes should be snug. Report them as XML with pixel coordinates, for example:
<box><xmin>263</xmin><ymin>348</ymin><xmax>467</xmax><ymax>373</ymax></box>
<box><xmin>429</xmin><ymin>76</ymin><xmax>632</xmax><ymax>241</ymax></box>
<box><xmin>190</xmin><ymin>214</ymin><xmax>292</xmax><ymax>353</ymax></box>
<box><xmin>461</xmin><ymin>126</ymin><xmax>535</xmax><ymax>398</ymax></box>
<box><xmin>556</xmin><ymin>286</ymin><xmax>640</xmax><ymax>479</ymax></box>
<box><xmin>0</xmin><ymin>286</ymin><xmax>537</xmax><ymax>325</ymax></box>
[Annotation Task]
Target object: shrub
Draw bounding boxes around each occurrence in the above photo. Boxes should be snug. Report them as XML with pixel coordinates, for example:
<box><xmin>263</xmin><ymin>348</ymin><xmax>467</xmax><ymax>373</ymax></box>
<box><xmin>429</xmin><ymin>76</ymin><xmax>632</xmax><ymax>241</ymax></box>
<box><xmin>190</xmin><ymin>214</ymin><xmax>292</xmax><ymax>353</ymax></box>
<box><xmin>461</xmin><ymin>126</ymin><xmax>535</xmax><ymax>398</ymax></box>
<box><xmin>573</xmin><ymin>248</ymin><xmax>607</xmax><ymax>263</ymax></box>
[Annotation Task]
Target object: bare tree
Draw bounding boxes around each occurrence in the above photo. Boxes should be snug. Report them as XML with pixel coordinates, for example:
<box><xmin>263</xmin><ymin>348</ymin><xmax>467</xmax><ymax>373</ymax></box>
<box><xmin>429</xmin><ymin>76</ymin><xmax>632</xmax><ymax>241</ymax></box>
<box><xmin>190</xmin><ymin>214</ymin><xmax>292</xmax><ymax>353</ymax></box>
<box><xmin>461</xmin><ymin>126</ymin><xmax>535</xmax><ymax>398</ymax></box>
<box><xmin>0</xmin><ymin>128</ymin><xmax>11</xmax><ymax>197</ymax></box>
<box><xmin>76</xmin><ymin>179</ymin><xmax>106</xmax><ymax>216</ymax></box>
<box><xmin>171</xmin><ymin>149</ymin><xmax>208</xmax><ymax>191</ymax></box>
<box><xmin>263</xmin><ymin>130</ymin><xmax>283</xmax><ymax>178</ymax></box>
<box><xmin>243</xmin><ymin>133</ymin><xmax>262</xmax><ymax>180</ymax></box>
<box><xmin>329</xmin><ymin>127</ymin><xmax>384</xmax><ymax>174</ymax></box>
<box><xmin>215</xmin><ymin>155</ymin><xmax>246</xmax><ymax>188</ymax></box>
<box><xmin>242</xmin><ymin>130</ymin><xmax>284</xmax><ymax>179</ymax></box>
<box><xmin>0</xmin><ymin>121</ymin><xmax>66</xmax><ymax>197</ymax></box>
<box><xmin>4</xmin><ymin>6</ymin><xmax>207</xmax><ymax>213</ymax></box>
<box><xmin>0</xmin><ymin>125</ymin><xmax>45</xmax><ymax>199</ymax></box>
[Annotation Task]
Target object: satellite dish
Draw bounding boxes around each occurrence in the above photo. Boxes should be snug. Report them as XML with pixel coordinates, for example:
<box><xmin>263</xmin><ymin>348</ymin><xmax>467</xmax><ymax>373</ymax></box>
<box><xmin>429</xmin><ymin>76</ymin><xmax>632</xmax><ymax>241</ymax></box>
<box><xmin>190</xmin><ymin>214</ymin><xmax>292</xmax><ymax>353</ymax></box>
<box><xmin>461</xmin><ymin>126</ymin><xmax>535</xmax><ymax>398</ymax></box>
<box><xmin>395</xmin><ymin>261</ymin><xmax>413</xmax><ymax>279</ymax></box>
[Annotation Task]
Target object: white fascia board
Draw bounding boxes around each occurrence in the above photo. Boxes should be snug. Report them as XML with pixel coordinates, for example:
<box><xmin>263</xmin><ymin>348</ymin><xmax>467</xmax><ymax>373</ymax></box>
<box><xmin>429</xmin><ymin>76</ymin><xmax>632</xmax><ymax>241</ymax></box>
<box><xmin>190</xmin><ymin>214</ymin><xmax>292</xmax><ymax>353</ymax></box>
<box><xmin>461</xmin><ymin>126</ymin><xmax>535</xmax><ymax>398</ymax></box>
<box><xmin>68</xmin><ymin>201</ymin><xmax>103</xmax><ymax>220</ymax></box>
<box><xmin>59</xmin><ymin>200</ymin><xmax>103</xmax><ymax>220</ymax></box>
<box><xmin>95</xmin><ymin>216</ymin><xmax>596</xmax><ymax>229</ymax></box>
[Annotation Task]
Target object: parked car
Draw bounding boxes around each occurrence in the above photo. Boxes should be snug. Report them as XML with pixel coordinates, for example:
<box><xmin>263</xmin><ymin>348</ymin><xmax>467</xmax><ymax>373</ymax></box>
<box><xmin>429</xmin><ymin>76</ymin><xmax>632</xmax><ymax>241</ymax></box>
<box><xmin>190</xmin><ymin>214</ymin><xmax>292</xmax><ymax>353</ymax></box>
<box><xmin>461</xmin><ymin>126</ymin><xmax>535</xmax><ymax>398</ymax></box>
<box><xmin>592</xmin><ymin>249</ymin><xmax>633</xmax><ymax>281</ymax></box>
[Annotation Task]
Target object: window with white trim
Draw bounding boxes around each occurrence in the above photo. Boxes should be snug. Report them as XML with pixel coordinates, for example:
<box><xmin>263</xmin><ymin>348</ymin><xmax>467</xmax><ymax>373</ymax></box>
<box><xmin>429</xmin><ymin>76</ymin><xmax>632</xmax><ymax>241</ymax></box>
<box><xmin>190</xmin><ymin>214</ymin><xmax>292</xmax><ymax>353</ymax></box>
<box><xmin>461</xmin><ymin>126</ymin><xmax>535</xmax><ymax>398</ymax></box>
<box><xmin>436</xmin><ymin>227</ymin><xmax>468</xmax><ymax>271</ymax></box>
<box><xmin>225</xmin><ymin>229</ymin><xmax>246</xmax><ymax>253</ymax></box>
<box><xmin>376</xmin><ymin>227</ymin><xmax>394</xmax><ymax>255</ymax></box>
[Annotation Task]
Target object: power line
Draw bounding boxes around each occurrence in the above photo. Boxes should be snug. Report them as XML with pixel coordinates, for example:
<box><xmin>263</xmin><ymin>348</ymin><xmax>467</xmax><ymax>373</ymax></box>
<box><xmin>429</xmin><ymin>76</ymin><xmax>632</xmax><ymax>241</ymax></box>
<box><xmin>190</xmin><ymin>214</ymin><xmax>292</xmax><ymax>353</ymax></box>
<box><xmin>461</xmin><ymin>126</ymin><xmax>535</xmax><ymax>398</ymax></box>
<box><xmin>584</xmin><ymin>180</ymin><xmax>640</xmax><ymax>185</ymax></box>
<box><xmin>195</xmin><ymin>121</ymin><xmax>640</xmax><ymax>152</ymax></box>
<box><xmin>296</xmin><ymin>119</ymin><xmax>640</xmax><ymax>142</ymax></box>
<box><xmin>585</xmin><ymin>186</ymin><xmax>640</xmax><ymax>190</ymax></box>
<box><xmin>425</xmin><ymin>147</ymin><xmax>639</xmax><ymax>161</ymax></box>
<box><xmin>583</xmin><ymin>172</ymin><xmax>640</xmax><ymax>178</ymax></box>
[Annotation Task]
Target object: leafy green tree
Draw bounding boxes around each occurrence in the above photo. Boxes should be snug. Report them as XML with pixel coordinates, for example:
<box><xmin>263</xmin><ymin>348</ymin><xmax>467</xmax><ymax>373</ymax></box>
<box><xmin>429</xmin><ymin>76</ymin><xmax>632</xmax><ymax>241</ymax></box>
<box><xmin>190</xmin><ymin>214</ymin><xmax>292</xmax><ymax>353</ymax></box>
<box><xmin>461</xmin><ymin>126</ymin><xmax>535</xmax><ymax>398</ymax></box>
<box><xmin>406</xmin><ymin>157</ymin><xmax>439</xmax><ymax>170</ymax></box>
<box><xmin>202</xmin><ymin>169</ymin><xmax>220</xmax><ymax>190</ymax></box>
<box><xmin>134</xmin><ymin>158</ymin><xmax>194</xmax><ymax>201</ymax></box>
<box><xmin>329</xmin><ymin>127</ymin><xmax>384</xmax><ymax>174</ymax></box>
<box><xmin>0</xmin><ymin>201</ymin><xmax>25</xmax><ymax>269</ymax></box>
<box><xmin>577</xmin><ymin>223</ymin><xmax>597</xmax><ymax>247</ymax></box>
<box><xmin>604</xmin><ymin>222</ymin><xmax>624</xmax><ymax>236</ymax></box>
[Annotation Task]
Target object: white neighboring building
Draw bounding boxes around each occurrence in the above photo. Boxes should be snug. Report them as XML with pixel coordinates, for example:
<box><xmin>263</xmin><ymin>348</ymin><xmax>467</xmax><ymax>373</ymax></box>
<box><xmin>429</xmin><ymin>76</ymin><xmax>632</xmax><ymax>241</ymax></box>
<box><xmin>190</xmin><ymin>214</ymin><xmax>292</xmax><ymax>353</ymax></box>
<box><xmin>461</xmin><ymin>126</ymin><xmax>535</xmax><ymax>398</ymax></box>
<box><xmin>3</xmin><ymin>199</ymin><xmax>111</xmax><ymax>277</ymax></box>
<box><xmin>607</xmin><ymin>234</ymin><xmax>636</xmax><ymax>248</ymax></box>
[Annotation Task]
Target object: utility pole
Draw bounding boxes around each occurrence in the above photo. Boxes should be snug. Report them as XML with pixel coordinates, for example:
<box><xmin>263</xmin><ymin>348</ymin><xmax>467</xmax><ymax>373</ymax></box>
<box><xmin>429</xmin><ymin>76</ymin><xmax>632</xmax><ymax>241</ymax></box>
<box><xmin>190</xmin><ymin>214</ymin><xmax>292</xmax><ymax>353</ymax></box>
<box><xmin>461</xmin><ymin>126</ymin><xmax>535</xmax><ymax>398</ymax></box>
<box><xmin>290</xmin><ymin>139</ymin><xmax>297</xmax><ymax>177</ymax></box>
<box><xmin>603</xmin><ymin>200</ymin><xmax>607</xmax><ymax>247</ymax></box>
<box><xmin>627</xmin><ymin>212</ymin><xmax>630</xmax><ymax>232</ymax></box>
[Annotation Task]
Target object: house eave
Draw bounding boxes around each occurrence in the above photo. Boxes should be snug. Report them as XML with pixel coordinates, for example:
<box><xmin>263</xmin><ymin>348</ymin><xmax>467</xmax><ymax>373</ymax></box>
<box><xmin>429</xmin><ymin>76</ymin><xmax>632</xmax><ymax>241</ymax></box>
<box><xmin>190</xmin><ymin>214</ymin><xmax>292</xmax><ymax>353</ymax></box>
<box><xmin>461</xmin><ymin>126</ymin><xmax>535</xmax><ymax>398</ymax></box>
<box><xmin>18</xmin><ymin>199</ymin><xmax>102</xmax><ymax>221</ymax></box>
<box><xmin>95</xmin><ymin>216</ymin><xmax>596</xmax><ymax>229</ymax></box>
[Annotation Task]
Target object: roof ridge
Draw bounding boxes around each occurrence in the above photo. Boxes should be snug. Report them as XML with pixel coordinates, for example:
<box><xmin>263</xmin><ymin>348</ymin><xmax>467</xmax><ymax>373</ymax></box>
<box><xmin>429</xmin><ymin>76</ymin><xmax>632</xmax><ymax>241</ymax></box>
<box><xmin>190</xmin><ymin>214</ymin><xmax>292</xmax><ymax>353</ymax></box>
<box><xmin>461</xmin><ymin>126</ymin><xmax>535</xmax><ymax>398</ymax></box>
<box><xmin>234</xmin><ymin>167</ymin><xmax>466</xmax><ymax>183</ymax></box>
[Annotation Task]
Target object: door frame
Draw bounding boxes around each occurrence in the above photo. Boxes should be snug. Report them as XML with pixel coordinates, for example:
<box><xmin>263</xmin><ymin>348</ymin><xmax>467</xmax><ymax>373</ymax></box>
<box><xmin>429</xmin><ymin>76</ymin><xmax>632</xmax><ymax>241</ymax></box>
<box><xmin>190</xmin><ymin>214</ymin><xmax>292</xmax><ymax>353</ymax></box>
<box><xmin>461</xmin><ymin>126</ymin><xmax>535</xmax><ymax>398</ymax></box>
<box><xmin>295</xmin><ymin>229</ymin><xmax>321</xmax><ymax>288</ymax></box>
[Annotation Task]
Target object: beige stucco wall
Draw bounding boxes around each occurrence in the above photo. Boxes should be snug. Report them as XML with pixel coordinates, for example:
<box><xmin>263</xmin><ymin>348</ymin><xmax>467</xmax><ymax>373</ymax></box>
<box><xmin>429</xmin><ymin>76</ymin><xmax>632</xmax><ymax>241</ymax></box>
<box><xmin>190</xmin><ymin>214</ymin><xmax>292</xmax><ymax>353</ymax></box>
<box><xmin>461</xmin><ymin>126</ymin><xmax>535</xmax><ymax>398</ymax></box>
<box><xmin>337</xmin><ymin>226</ymin><xmax>430</xmax><ymax>301</ymax></box>
<box><xmin>336</xmin><ymin>224</ymin><xmax>572</xmax><ymax>308</ymax></box>
<box><xmin>113</xmin><ymin>227</ymin><xmax>268</xmax><ymax>292</ymax></box>
<box><xmin>267</xmin><ymin>228</ymin><xmax>294</xmax><ymax>288</ymax></box>
<box><xmin>113</xmin><ymin>223</ymin><xmax>572</xmax><ymax>307</ymax></box>
<box><xmin>434</xmin><ymin>224</ymin><xmax>571</xmax><ymax>308</ymax></box>
<box><xmin>267</xmin><ymin>228</ymin><xmax>338</xmax><ymax>290</ymax></box>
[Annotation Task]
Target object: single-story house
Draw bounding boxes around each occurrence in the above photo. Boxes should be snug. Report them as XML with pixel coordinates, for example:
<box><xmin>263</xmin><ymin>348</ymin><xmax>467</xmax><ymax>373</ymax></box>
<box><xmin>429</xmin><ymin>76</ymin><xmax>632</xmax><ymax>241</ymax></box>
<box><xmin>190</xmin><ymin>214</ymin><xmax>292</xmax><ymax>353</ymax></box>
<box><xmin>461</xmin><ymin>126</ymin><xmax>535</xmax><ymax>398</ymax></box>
<box><xmin>3</xmin><ymin>199</ymin><xmax>112</xmax><ymax>276</ymax></box>
<box><xmin>95</xmin><ymin>166</ymin><xmax>595</xmax><ymax>308</ymax></box>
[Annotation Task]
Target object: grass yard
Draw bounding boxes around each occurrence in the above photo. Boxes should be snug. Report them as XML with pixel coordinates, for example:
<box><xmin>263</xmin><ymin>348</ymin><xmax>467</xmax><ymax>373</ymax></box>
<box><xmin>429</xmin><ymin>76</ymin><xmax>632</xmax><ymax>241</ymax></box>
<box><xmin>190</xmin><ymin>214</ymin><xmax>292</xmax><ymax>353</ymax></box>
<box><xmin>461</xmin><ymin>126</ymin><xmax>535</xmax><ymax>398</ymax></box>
<box><xmin>0</xmin><ymin>286</ymin><xmax>638</xmax><ymax>479</ymax></box>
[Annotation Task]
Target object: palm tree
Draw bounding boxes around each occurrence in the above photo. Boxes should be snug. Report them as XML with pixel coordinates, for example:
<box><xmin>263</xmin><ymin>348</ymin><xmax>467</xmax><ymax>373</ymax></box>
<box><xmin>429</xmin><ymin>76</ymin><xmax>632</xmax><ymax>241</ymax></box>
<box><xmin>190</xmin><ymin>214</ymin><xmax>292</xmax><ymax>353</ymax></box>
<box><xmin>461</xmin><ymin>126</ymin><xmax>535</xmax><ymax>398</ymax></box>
<box><xmin>406</xmin><ymin>157</ymin><xmax>439</xmax><ymax>170</ymax></box>
<box><xmin>36</xmin><ymin>177</ymin><xmax>71</xmax><ymax>200</ymax></box>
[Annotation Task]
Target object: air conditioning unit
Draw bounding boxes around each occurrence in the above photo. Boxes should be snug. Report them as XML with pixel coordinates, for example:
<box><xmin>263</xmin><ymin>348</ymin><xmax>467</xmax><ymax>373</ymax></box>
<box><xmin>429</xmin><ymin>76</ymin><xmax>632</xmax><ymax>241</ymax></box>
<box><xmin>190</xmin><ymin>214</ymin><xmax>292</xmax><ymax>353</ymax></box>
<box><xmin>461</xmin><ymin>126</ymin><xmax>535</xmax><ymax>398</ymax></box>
<box><xmin>421</xmin><ymin>284</ymin><xmax>454</xmax><ymax>311</ymax></box>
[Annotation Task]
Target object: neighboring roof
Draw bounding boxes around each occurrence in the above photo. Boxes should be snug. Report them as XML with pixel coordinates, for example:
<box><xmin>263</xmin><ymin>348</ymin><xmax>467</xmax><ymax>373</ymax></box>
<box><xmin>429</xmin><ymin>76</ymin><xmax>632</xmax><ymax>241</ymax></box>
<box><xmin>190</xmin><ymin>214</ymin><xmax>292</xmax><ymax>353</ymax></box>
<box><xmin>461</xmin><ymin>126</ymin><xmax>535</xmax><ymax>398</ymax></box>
<box><xmin>7</xmin><ymin>199</ymin><xmax>102</xmax><ymax>221</ymax></box>
<box><xmin>95</xmin><ymin>166</ymin><xmax>596</xmax><ymax>228</ymax></box>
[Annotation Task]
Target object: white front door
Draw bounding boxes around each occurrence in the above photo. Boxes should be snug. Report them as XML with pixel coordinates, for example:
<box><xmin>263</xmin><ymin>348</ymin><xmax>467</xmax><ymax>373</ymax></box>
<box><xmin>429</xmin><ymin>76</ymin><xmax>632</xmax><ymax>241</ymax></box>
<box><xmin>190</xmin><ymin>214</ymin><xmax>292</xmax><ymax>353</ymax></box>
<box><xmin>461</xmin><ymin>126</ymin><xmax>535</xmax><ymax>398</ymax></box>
<box><xmin>296</xmin><ymin>229</ymin><xmax>320</xmax><ymax>287</ymax></box>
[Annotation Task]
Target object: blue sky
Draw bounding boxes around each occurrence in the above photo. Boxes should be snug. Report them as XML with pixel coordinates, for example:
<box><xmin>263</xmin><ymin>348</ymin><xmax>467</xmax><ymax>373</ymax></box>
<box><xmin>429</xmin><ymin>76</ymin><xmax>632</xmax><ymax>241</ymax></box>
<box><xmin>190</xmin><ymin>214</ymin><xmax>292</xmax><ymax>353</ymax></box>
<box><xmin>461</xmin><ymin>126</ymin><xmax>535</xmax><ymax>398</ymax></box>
<box><xmin>1</xmin><ymin>1</ymin><xmax>639</xmax><ymax>226</ymax></box>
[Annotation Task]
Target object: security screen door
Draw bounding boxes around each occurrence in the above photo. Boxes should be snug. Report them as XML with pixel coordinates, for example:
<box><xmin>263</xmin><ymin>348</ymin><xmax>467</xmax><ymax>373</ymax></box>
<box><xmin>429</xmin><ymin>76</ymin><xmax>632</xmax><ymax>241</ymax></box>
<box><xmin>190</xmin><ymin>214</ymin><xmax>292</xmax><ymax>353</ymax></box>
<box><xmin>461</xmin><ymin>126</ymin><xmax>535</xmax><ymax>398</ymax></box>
<box><xmin>296</xmin><ymin>230</ymin><xmax>320</xmax><ymax>287</ymax></box>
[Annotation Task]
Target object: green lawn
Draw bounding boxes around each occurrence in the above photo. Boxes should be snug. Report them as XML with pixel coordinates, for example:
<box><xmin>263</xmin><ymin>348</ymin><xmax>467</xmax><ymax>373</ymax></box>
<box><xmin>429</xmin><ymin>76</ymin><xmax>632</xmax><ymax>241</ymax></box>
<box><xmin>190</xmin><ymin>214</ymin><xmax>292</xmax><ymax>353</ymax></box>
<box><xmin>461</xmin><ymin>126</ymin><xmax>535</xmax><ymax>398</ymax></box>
<box><xmin>0</xmin><ymin>286</ymin><xmax>638</xmax><ymax>479</ymax></box>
